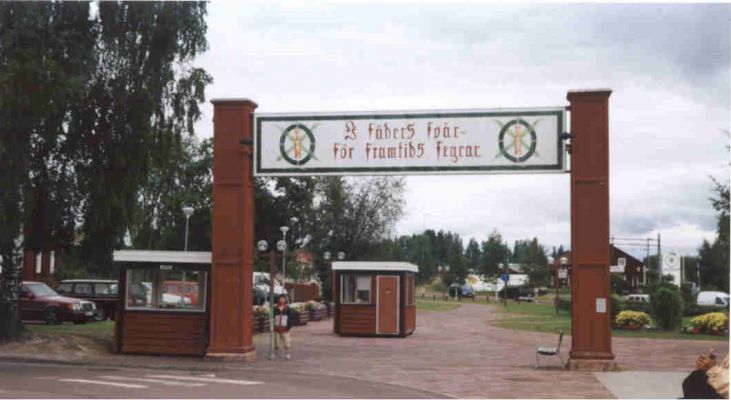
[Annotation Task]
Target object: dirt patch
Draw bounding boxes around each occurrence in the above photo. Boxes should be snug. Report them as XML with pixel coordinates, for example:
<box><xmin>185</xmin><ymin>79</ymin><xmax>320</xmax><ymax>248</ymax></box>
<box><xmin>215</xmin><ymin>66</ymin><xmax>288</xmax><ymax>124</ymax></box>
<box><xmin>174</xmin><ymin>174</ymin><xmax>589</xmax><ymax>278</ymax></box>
<box><xmin>0</xmin><ymin>334</ymin><xmax>112</xmax><ymax>359</ymax></box>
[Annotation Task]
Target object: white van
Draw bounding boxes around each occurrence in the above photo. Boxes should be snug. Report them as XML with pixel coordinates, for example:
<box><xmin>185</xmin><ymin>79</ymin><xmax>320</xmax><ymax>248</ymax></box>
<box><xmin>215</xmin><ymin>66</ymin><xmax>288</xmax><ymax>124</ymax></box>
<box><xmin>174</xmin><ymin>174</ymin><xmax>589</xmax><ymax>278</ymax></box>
<box><xmin>696</xmin><ymin>291</ymin><xmax>730</xmax><ymax>307</ymax></box>
<box><xmin>627</xmin><ymin>294</ymin><xmax>651</xmax><ymax>303</ymax></box>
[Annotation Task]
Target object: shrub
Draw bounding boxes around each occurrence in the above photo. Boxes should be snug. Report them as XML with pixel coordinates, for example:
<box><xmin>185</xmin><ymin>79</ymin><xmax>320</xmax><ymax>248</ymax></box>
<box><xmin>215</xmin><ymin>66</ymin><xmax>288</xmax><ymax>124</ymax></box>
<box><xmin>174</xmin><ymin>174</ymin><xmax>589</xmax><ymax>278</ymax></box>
<box><xmin>610</xmin><ymin>295</ymin><xmax>623</xmax><ymax>321</ymax></box>
<box><xmin>289</xmin><ymin>303</ymin><xmax>304</xmax><ymax>314</ymax></box>
<box><xmin>304</xmin><ymin>300</ymin><xmax>325</xmax><ymax>311</ymax></box>
<box><xmin>651</xmin><ymin>287</ymin><xmax>684</xmax><ymax>330</ymax></box>
<box><xmin>615</xmin><ymin>310</ymin><xmax>652</xmax><ymax>327</ymax></box>
<box><xmin>691</xmin><ymin>312</ymin><xmax>729</xmax><ymax>334</ymax></box>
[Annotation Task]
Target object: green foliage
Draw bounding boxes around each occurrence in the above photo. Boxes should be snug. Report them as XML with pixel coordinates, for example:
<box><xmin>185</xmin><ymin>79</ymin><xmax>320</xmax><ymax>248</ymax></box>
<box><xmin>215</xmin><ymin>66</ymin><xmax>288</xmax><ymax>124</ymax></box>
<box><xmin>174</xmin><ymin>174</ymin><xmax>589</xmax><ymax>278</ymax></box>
<box><xmin>611</xmin><ymin>274</ymin><xmax>631</xmax><ymax>294</ymax></box>
<box><xmin>513</xmin><ymin>238</ymin><xmax>550</xmax><ymax>286</ymax></box>
<box><xmin>697</xmin><ymin>178</ymin><xmax>729</xmax><ymax>291</ymax></box>
<box><xmin>479</xmin><ymin>230</ymin><xmax>512</xmax><ymax>279</ymax></box>
<box><xmin>651</xmin><ymin>287</ymin><xmax>684</xmax><ymax>330</ymax></box>
<box><xmin>610</xmin><ymin>294</ymin><xmax>624</xmax><ymax>321</ymax></box>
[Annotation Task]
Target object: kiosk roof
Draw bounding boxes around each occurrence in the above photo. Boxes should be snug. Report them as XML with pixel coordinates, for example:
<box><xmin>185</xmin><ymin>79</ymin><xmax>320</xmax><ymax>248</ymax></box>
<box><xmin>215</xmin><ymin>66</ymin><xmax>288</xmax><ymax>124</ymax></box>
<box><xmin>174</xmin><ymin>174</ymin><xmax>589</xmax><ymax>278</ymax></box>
<box><xmin>331</xmin><ymin>261</ymin><xmax>419</xmax><ymax>273</ymax></box>
<box><xmin>113</xmin><ymin>250</ymin><xmax>211</xmax><ymax>264</ymax></box>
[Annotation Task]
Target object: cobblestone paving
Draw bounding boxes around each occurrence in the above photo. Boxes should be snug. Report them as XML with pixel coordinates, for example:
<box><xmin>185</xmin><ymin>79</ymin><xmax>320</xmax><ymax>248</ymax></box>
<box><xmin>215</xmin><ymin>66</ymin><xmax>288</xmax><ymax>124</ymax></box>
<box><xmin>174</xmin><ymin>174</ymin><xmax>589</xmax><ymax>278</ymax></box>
<box><xmin>251</xmin><ymin>302</ymin><xmax>729</xmax><ymax>399</ymax></box>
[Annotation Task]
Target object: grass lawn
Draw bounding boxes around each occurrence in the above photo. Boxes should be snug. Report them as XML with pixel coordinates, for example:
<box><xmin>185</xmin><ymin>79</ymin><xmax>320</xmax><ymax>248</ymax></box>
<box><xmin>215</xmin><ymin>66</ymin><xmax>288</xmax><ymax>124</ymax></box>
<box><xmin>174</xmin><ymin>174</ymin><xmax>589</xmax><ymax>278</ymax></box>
<box><xmin>493</xmin><ymin>301</ymin><xmax>727</xmax><ymax>341</ymax></box>
<box><xmin>416</xmin><ymin>299</ymin><xmax>461</xmax><ymax>311</ymax></box>
<box><xmin>23</xmin><ymin>320</ymin><xmax>114</xmax><ymax>341</ymax></box>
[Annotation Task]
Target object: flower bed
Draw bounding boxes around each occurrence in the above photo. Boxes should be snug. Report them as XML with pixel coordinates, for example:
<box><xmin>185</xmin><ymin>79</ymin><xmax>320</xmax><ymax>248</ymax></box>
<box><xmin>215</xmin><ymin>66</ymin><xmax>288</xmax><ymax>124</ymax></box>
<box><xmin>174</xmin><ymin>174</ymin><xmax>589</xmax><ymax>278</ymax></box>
<box><xmin>614</xmin><ymin>310</ymin><xmax>652</xmax><ymax>330</ymax></box>
<box><xmin>289</xmin><ymin>303</ymin><xmax>309</xmax><ymax>326</ymax></box>
<box><xmin>690</xmin><ymin>312</ymin><xmax>729</xmax><ymax>335</ymax></box>
<box><xmin>305</xmin><ymin>300</ymin><xmax>327</xmax><ymax>321</ymax></box>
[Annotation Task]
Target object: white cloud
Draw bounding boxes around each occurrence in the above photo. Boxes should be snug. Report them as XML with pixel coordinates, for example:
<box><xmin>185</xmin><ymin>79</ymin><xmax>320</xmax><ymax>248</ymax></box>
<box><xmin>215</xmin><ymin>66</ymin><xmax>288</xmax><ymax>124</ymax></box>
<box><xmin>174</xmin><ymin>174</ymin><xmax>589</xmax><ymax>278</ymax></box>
<box><xmin>194</xmin><ymin>2</ymin><xmax>730</xmax><ymax>258</ymax></box>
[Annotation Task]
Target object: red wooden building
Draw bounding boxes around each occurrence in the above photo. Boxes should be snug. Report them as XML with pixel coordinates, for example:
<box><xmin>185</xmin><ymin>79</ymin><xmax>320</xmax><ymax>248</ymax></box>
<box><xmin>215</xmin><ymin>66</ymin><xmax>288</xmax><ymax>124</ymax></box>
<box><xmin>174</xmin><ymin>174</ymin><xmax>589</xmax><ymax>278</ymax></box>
<box><xmin>552</xmin><ymin>245</ymin><xmax>646</xmax><ymax>288</ymax></box>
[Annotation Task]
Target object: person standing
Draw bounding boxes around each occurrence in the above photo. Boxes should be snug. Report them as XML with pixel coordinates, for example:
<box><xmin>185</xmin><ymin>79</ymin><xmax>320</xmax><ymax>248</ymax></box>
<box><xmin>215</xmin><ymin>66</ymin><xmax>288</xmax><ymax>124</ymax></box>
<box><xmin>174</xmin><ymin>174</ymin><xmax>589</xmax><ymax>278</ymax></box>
<box><xmin>272</xmin><ymin>295</ymin><xmax>293</xmax><ymax>360</ymax></box>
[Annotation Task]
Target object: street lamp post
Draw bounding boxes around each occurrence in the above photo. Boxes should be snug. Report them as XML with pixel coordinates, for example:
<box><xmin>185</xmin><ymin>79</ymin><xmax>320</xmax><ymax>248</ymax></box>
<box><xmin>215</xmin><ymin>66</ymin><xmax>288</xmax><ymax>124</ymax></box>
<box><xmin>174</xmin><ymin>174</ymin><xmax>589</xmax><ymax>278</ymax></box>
<box><xmin>280</xmin><ymin>226</ymin><xmax>289</xmax><ymax>291</ymax></box>
<box><xmin>323</xmin><ymin>251</ymin><xmax>346</xmax><ymax>290</ymax></box>
<box><xmin>556</xmin><ymin>256</ymin><xmax>569</xmax><ymax>315</ymax></box>
<box><xmin>182</xmin><ymin>206</ymin><xmax>194</xmax><ymax>251</ymax></box>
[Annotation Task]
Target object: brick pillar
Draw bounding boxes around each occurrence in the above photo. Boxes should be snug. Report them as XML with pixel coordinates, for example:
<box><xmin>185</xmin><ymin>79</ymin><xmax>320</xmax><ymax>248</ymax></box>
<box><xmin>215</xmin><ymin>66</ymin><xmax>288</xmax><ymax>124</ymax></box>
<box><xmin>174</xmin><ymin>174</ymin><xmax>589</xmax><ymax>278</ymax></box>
<box><xmin>567</xmin><ymin>90</ymin><xmax>617</xmax><ymax>371</ymax></box>
<box><xmin>207</xmin><ymin>99</ymin><xmax>258</xmax><ymax>360</ymax></box>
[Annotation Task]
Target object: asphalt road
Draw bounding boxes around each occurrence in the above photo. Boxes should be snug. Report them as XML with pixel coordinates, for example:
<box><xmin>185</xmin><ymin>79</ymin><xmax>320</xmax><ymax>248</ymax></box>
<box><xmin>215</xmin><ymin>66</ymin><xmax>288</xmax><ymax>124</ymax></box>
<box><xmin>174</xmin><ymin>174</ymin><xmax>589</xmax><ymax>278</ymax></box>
<box><xmin>0</xmin><ymin>361</ymin><xmax>447</xmax><ymax>399</ymax></box>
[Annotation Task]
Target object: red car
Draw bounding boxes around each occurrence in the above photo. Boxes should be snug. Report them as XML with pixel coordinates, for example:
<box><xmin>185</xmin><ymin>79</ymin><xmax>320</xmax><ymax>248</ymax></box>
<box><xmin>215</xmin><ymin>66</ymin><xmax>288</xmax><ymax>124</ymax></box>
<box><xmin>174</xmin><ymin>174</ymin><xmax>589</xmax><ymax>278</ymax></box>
<box><xmin>162</xmin><ymin>280</ymin><xmax>200</xmax><ymax>306</ymax></box>
<box><xmin>20</xmin><ymin>281</ymin><xmax>96</xmax><ymax>324</ymax></box>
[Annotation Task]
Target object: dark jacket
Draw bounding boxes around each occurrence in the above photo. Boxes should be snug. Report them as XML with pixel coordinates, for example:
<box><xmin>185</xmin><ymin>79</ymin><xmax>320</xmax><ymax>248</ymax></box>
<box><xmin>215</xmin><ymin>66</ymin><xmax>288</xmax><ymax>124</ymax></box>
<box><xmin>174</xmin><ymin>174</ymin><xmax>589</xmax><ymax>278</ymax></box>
<box><xmin>272</xmin><ymin>304</ymin><xmax>293</xmax><ymax>331</ymax></box>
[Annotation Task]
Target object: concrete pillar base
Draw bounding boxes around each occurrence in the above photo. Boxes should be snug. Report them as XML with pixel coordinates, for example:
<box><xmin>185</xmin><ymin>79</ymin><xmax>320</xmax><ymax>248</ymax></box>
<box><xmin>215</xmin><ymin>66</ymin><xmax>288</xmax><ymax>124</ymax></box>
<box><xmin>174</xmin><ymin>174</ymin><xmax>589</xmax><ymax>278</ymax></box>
<box><xmin>205</xmin><ymin>349</ymin><xmax>257</xmax><ymax>363</ymax></box>
<box><xmin>567</xmin><ymin>358</ymin><xmax>619</xmax><ymax>372</ymax></box>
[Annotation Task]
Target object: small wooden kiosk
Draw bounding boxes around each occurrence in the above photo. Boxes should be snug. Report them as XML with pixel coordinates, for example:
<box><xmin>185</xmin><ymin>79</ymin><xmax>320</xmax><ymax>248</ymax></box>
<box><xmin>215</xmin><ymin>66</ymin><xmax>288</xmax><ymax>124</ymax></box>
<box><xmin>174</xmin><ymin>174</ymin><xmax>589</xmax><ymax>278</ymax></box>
<box><xmin>332</xmin><ymin>262</ymin><xmax>418</xmax><ymax>337</ymax></box>
<box><xmin>113</xmin><ymin>250</ymin><xmax>210</xmax><ymax>356</ymax></box>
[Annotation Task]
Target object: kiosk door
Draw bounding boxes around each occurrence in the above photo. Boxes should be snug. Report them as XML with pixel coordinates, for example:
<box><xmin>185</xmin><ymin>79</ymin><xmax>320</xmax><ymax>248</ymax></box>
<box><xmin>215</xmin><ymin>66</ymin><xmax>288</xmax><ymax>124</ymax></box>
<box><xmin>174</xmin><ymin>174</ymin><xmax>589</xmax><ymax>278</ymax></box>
<box><xmin>377</xmin><ymin>276</ymin><xmax>399</xmax><ymax>335</ymax></box>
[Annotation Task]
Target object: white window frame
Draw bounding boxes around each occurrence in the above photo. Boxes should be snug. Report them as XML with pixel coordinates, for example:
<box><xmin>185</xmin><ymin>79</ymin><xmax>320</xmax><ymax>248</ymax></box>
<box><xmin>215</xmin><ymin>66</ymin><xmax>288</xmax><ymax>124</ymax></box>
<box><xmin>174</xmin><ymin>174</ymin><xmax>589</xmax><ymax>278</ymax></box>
<box><xmin>125</xmin><ymin>267</ymin><xmax>208</xmax><ymax>313</ymax></box>
<box><xmin>340</xmin><ymin>274</ymin><xmax>372</xmax><ymax>305</ymax></box>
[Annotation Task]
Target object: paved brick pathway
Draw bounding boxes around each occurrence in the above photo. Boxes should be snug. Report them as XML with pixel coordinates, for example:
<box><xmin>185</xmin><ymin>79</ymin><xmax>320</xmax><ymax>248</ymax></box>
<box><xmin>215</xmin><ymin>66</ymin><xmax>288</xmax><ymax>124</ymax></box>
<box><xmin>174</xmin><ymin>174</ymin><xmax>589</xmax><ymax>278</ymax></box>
<box><xmin>248</xmin><ymin>302</ymin><xmax>728</xmax><ymax>399</ymax></box>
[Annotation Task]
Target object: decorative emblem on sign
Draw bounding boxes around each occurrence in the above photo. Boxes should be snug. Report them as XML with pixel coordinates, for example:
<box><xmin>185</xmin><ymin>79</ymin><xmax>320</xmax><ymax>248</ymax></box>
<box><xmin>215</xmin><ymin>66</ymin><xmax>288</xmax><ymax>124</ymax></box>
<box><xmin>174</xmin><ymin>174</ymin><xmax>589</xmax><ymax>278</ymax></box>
<box><xmin>278</xmin><ymin>123</ymin><xmax>317</xmax><ymax>166</ymax></box>
<box><xmin>664</xmin><ymin>253</ymin><xmax>679</xmax><ymax>269</ymax></box>
<box><xmin>495</xmin><ymin>118</ymin><xmax>541</xmax><ymax>163</ymax></box>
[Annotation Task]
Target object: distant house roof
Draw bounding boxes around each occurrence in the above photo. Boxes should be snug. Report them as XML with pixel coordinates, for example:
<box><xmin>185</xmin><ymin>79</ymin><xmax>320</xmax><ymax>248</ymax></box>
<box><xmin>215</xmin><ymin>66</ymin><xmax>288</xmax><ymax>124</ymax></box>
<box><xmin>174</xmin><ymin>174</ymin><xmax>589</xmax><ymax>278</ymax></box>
<box><xmin>331</xmin><ymin>261</ymin><xmax>419</xmax><ymax>273</ymax></box>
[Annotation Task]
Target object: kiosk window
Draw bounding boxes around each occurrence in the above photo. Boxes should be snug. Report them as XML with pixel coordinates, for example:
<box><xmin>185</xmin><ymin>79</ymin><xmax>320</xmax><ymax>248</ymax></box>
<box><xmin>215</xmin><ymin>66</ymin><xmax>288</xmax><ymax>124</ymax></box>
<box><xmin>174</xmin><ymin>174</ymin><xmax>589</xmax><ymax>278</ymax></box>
<box><xmin>125</xmin><ymin>266</ymin><xmax>207</xmax><ymax>312</ymax></box>
<box><xmin>342</xmin><ymin>275</ymin><xmax>371</xmax><ymax>304</ymax></box>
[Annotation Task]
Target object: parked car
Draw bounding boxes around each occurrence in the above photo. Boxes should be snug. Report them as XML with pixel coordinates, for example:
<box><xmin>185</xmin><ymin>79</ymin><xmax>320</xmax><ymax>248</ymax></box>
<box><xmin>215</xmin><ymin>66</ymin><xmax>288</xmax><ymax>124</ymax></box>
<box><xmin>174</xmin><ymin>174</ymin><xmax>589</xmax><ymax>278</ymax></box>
<box><xmin>56</xmin><ymin>279</ymin><xmax>118</xmax><ymax>321</ymax></box>
<box><xmin>697</xmin><ymin>291</ymin><xmax>730</xmax><ymax>307</ymax></box>
<box><xmin>162</xmin><ymin>280</ymin><xmax>200</xmax><ymax>306</ymax></box>
<box><xmin>20</xmin><ymin>281</ymin><xmax>96</xmax><ymax>325</ymax></box>
<box><xmin>448</xmin><ymin>283</ymin><xmax>475</xmax><ymax>298</ymax></box>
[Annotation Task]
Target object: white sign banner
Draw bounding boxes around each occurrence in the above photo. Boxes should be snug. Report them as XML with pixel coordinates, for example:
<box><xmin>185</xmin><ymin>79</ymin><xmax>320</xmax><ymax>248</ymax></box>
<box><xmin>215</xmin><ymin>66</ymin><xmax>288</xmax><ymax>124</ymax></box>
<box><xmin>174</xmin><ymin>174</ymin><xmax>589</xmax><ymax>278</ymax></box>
<box><xmin>610</xmin><ymin>265</ymin><xmax>625</xmax><ymax>273</ymax></box>
<box><xmin>254</xmin><ymin>108</ymin><xmax>565</xmax><ymax>176</ymax></box>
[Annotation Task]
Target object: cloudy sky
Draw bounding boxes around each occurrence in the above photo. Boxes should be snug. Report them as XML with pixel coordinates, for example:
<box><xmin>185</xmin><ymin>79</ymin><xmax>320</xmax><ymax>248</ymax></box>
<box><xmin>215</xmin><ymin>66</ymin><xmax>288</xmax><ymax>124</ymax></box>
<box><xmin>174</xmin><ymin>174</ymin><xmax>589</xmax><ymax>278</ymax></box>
<box><xmin>193</xmin><ymin>2</ymin><xmax>730</xmax><ymax>259</ymax></box>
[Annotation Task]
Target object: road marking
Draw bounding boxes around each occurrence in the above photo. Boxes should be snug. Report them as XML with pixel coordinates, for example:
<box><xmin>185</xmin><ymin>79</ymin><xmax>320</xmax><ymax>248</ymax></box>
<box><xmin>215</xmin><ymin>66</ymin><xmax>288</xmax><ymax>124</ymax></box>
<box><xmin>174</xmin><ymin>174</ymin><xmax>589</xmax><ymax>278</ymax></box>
<box><xmin>99</xmin><ymin>376</ymin><xmax>206</xmax><ymax>387</ymax></box>
<box><xmin>147</xmin><ymin>374</ymin><xmax>263</xmax><ymax>385</ymax></box>
<box><xmin>58</xmin><ymin>379</ymin><xmax>148</xmax><ymax>389</ymax></box>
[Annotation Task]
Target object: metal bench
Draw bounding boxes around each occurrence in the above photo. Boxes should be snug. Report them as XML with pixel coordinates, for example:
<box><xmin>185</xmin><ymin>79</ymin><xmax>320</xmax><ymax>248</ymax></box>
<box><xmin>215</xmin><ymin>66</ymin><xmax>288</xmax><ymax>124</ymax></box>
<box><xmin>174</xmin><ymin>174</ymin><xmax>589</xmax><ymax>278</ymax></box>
<box><xmin>535</xmin><ymin>330</ymin><xmax>565</xmax><ymax>368</ymax></box>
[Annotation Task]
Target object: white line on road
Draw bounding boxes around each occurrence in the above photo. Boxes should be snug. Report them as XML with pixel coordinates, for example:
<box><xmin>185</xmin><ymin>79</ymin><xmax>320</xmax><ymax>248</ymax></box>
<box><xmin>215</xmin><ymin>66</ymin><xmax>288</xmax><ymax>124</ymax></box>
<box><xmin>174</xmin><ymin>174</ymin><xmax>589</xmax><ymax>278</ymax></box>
<box><xmin>57</xmin><ymin>379</ymin><xmax>148</xmax><ymax>389</ymax></box>
<box><xmin>99</xmin><ymin>376</ymin><xmax>207</xmax><ymax>387</ymax></box>
<box><xmin>147</xmin><ymin>374</ymin><xmax>263</xmax><ymax>385</ymax></box>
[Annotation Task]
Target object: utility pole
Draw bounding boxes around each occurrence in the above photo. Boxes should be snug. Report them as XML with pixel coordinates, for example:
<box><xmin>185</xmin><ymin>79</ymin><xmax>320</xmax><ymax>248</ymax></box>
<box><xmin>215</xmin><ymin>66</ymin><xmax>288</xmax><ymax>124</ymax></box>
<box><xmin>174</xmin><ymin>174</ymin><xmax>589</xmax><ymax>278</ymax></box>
<box><xmin>657</xmin><ymin>233</ymin><xmax>662</xmax><ymax>279</ymax></box>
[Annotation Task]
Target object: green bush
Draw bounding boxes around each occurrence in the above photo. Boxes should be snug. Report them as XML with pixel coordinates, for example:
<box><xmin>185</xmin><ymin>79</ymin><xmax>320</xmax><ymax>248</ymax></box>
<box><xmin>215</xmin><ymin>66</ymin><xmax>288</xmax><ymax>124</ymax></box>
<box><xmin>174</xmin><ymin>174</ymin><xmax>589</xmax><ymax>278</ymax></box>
<box><xmin>651</xmin><ymin>287</ymin><xmax>684</xmax><ymax>330</ymax></box>
<box><xmin>610</xmin><ymin>294</ymin><xmax>623</xmax><ymax>321</ymax></box>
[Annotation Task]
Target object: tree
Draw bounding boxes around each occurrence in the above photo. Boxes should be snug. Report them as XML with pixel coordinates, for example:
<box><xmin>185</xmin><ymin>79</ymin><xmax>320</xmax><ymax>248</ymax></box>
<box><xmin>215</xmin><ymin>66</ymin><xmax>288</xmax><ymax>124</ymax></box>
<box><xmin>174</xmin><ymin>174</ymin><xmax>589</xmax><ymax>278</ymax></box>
<box><xmin>0</xmin><ymin>2</ymin><xmax>96</xmax><ymax>340</ymax></box>
<box><xmin>465</xmin><ymin>239</ymin><xmax>481</xmax><ymax>271</ymax></box>
<box><xmin>478</xmin><ymin>230</ymin><xmax>511</xmax><ymax>279</ymax></box>
<box><xmin>697</xmin><ymin>177</ymin><xmax>730</xmax><ymax>291</ymax></box>
<box><xmin>651</xmin><ymin>287</ymin><xmax>684</xmax><ymax>330</ymax></box>
<box><xmin>514</xmin><ymin>238</ymin><xmax>550</xmax><ymax>286</ymax></box>
<box><xmin>0</xmin><ymin>1</ymin><xmax>211</xmax><ymax>340</ymax></box>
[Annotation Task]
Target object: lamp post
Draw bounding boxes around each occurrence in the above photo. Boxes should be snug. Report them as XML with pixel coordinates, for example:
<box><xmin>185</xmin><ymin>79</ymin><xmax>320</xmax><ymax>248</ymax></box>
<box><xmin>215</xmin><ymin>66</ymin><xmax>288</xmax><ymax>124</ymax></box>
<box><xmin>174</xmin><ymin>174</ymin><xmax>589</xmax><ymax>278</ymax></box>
<box><xmin>182</xmin><ymin>206</ymin><xmax>194</xmax><ymax>251</ymax></box>
<box><xmin>258</xmin><ymin>239</ymin><xmax>288</xmax><ymax>361</ymax></box>
<box><xmin>323</xmin><ymin>250</ymin><xmax>345</xmax><ymax>294</ymax></box>
<box><xmin>556</xmin><ymin>256</ymin><xmax>569</xmax><ymax>315</ymax></box>
<box><xmin>280</xmin><ymin>226</ymin><xmax>289</xmax><ymax>291</ymax></box>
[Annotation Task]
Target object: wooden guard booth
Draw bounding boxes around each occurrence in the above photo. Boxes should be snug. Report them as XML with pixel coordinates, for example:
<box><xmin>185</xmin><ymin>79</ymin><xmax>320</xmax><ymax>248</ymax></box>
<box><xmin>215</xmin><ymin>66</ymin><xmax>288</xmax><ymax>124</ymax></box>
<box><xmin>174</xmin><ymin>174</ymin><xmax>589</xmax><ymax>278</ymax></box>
<box><xmin>113</xmin><ymin>250</ymin><xmax>211</xmax><ymax>356</ymax></box>
<box><xmin>332</xmin><ymin>262</ymin><xmax>417</xmax><ymax>337</ymax></box>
